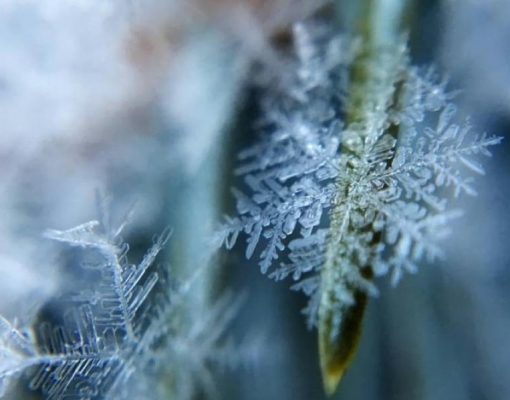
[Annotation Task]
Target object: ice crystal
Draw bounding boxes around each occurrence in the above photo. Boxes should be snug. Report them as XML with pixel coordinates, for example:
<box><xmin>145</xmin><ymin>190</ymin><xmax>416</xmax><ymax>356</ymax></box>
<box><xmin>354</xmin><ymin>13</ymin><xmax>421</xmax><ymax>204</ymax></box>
<box><xmin>219</xmin><ymin>21</ymin><xmax>502</xmax><ymax>332</ymax></box>
<box><xmin>0</xmin><ymin>200</ymin><xmax>243</xmax><ymax>400</ymax></box>
<box><xmin>218</xmin><ymin>23</ymin><xmax>354</xmax><ymax>273</ymax></box>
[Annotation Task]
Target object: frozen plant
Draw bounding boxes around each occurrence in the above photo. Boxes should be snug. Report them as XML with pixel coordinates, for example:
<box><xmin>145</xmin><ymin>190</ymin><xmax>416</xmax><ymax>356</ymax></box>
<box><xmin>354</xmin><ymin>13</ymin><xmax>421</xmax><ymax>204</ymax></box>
<box><xmin>218</xmin><ymin>12</ymin><xmax>502</xmax><ymax>395</ymax></box>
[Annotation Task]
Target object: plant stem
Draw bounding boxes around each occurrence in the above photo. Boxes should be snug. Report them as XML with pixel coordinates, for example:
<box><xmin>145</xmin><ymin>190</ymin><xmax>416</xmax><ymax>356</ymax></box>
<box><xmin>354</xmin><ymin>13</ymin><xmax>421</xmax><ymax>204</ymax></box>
<box><xmin>319</xmin><ymin>0</ymin><xmax>411</xmax><ymax>395</ymax></box>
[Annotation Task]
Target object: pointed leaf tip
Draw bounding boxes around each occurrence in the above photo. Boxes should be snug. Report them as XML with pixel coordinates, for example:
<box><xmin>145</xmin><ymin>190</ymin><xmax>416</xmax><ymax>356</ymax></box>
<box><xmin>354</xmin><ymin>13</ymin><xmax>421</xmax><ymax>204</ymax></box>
<box><xmin>322</xmin><ymin>362</ymin><xmax>347</xmax><ymax>397</ymax></box>
<box><xmin>319</xmin><ymin>286</ymin><xmax>369</xmax><ymax>397</ymax></box>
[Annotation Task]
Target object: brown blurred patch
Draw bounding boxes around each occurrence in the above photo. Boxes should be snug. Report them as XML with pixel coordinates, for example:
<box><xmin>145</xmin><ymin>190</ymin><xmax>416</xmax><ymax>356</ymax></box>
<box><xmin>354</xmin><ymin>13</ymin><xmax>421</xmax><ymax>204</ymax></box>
<box><xmin>126</xmin><ymin>26</ymin><xmax>182</xmax><ymax>73</ymax></box>
<box><xmin>124</xmin><ymin>0</ymin><xmax>333</xmax><ymax>71</ymax></box>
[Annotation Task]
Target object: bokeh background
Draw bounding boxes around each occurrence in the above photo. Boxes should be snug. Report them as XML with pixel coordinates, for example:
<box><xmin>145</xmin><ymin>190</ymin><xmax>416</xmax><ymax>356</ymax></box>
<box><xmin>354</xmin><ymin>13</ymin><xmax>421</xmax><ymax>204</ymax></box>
<box><xmin>0</xmin><ymin>0</ymin><xmax>508</xmax><ymax>399</ymax></box>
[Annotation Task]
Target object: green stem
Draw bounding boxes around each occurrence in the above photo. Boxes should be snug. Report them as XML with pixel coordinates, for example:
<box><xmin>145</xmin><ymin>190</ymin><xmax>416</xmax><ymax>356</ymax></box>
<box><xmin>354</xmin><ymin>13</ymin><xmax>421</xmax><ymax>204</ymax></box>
<box><xmin>319</xmin><ymin>0</ymin><xmax>411</xmax><ymax>395</ymax></box>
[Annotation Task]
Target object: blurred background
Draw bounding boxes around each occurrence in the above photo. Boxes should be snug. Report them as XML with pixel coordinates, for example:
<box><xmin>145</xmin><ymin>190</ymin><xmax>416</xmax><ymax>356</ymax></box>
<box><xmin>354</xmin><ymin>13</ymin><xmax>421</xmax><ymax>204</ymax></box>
<box><xmin>0</xmin><ymin>0</ymin><xmax>509</xmax><ymax>399</ymax></box>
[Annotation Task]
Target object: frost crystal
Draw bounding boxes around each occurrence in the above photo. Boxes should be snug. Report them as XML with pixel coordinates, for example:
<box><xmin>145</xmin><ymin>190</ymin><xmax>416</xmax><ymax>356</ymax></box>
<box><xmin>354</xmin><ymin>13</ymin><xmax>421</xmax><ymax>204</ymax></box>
<box><xmin>0</xmin><ymin>200</ymin><xmax>243</xmax><ymax>399</ymax></box>
<box><xmin>219</xmin><ymin>21</ymin><xmax>502</xmax><ymax>332</ymax></box>
<box><xmin>219</xmin><ymin>23</ymin><xmax>354</xmax><ymax>274</ymax></box>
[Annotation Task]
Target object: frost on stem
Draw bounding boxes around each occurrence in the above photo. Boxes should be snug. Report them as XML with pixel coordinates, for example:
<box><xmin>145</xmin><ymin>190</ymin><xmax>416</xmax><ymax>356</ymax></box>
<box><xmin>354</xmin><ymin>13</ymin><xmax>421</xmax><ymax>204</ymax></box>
<box><xmin>219</xmin><ymin>20</ymin><xmax>501</xmax><ymax>333</ymax></box>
